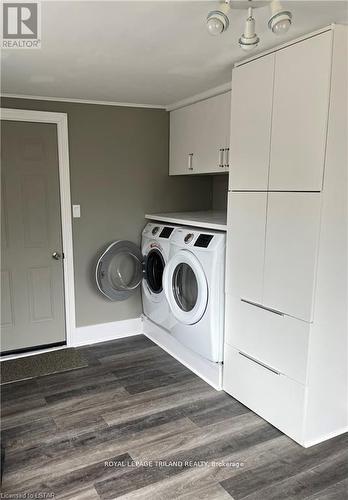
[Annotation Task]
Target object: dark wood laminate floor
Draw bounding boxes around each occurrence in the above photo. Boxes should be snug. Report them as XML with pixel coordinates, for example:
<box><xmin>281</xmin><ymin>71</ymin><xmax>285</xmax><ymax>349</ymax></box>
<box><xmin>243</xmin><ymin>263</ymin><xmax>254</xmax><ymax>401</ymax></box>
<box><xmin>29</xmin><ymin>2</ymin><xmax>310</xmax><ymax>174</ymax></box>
<box><xmin>1</xmin><ymin>335</ymin><xmax>347</xmax><ymax>499</ymax></box>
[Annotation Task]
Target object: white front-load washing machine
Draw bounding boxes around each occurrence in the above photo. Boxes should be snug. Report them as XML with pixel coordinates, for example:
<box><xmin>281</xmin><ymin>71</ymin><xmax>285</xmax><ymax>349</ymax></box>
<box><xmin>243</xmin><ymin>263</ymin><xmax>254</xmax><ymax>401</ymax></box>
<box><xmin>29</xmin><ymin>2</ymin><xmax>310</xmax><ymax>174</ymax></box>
<box><xmin>163</xmin><ymin>226</ymin><xmax>226</xmax><ymax>362</ymax></box>
<box><xmin>95</xmin><ymin>222</ymin><xmax>175</xmax><ymax>330</ymax></box>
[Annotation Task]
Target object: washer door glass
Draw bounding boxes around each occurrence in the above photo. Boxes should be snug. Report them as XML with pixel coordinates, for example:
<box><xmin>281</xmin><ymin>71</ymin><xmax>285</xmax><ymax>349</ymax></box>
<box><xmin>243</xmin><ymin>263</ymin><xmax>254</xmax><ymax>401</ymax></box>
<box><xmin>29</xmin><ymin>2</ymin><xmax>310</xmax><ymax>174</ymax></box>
<box><xmin>96</xmin><ymin>241</ymin><xmax>143</xmax><ymax>301</ymax></box>
<box><xmin>173</xmin><ymin>263</ymin><xmax>198</xmax><ymax>312</ymax></box>
<box><xmin>145</xmin><ymin>249</ymin><xmax>165</xmax><ymax>294</ymax></box>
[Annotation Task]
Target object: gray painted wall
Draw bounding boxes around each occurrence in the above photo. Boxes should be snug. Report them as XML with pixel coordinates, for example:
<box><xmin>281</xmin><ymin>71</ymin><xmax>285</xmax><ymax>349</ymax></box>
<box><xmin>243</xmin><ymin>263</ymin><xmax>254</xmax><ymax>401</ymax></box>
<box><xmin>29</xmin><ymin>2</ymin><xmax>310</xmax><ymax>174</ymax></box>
<box><xmin>212</xmin><ymin>175</ymin><xmax>228</xmax><ymax>211</ymax></box>
<box><xmin>2</xmin><ymin>98</ymin><xmax>213</xmax><ymax>327</ymax></box>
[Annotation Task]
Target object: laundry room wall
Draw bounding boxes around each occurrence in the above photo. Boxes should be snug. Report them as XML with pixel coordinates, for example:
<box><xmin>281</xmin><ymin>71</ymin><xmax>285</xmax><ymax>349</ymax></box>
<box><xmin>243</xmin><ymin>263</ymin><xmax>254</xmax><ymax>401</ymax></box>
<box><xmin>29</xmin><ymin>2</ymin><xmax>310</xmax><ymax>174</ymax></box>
<box><xmin>212</xmin><ymin>175</ymin><xmax>228</xmax><ymax>211</ymax></box>
<box><xmin>2</xmin><ymin>97</ymin><xmax>213</xmax><ymax>327</ymax></box>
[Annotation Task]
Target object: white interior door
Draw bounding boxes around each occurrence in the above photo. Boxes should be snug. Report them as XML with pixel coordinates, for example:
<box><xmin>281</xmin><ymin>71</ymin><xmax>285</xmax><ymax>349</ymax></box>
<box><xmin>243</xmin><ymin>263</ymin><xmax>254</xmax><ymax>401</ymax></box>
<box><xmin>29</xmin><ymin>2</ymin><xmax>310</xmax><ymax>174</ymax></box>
<box><xmin>226</xmin><ymin>192</ymin><xmax>268</xmax><ymax>304</ymax></box>
<box><xmin>263</xmin><ymin>192</ymin><xmax>322</xmax><ymax>321</ymax></box>
<box><xmin>1</xmin><ymin>120</ymin><xmax>66</xmax><ymax>353</ymax></box>
<box><xmin>269</xmin><ymin>31</ymin><xmax>332</xmax><ymax>191</ymax></box>
<box><xmin>229</xmin><ymin>53</ymin><xmax>275</xmax><ymax>191</ymax></box>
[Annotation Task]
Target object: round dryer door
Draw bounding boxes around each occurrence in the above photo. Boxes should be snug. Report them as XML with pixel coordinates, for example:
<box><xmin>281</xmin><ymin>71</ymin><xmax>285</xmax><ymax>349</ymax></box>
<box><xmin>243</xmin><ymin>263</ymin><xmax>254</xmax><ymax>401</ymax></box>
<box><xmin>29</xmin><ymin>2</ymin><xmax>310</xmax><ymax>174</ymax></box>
<box><xmin>96</xmin><ymin>241</ymin><xmax>143</xmax><ymax>301</ymax></box>
<box><xmin>163</xmin><ymin>250</ymin><xmax>208</xmax><ymax>325</ymax></box>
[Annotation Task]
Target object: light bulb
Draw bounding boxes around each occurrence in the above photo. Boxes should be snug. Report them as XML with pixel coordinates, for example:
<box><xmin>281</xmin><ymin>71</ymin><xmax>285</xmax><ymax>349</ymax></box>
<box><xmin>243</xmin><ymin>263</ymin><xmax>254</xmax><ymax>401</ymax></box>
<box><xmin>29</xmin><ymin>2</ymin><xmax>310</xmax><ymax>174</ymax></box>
<box><xmin>268</xmin><ymin>2</ymin><xmax>292</xmax><ymax>36</ymax></box>
<box><xmin>207</xmin><ymin>17</ymin><xmax>224</xmax><ymax>36</ymax></box>
<box><xmin>206</xmin><ymin>10</ymin><xmax>229</xmax><ymax>36</ymax></box>
<box><xmin>272</xmin><ymin>17</ymin><xmax>291</xmax><ymax>34</ymax></box>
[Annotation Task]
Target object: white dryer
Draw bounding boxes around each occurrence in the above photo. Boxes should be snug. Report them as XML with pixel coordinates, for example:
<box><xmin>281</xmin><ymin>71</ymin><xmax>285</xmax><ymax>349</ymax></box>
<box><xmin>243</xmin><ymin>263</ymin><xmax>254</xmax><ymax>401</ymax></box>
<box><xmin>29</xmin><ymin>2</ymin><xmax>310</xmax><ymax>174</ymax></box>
<box><xmin>96</xmin><ymin>222</ymin><xmax>175</xmax><ymax>329</ymax></box>
<box><xmin>163</xmin><ymin>226</ymin><xmax>226</xmax><ymax>362</ymax></box>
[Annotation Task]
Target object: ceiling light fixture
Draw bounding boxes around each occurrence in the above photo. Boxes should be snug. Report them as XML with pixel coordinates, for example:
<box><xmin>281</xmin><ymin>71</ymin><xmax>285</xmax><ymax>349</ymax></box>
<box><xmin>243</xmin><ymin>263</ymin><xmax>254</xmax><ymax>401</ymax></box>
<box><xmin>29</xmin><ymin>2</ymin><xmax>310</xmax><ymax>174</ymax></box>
<box><xmin>205</xmin><ymin>0</ymin><xmax>293</xmax><ymax>51</ymax></box>
<box><xmin>239</xmin><ymin>6</ymin><xmax>259</xmax><ymax>51</ymax></box>
<box><xmin>268</xmin><ymin>0</ymin><xmax>292</xmax><ymax>35</ymax></box>
<box><xmin>206</xmin><ymin>0</ymin><xmax>230</xmax><ymax>36</ymax></box>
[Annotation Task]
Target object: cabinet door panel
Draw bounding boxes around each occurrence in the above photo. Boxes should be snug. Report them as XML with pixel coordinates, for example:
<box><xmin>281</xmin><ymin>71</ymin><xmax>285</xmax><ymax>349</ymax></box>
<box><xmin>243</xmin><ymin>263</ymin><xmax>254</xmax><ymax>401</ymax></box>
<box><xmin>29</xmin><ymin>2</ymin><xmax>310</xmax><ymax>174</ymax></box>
<box><xmin>169</xmin><ymin>105</ymin><xmax>200</xmax><ymax>175</ymax></box>
<box><xmin>269</xmin><ymin>31</ymin><xmax>332</xmax><ymax>191</ymax></box>
<box><xmin>263</xmin><ymin>193</ymin><xmax>321</xmax><ymax>321</ymax></box>
<box><xmin>229</xmin><ymin>54</ymin><xmax>274</xmax><ymax>190</ymax></box>
<box><xmin>226</xmin><ymin>192</ymin><xmax>267</xmax><ymax>303</ymax></box>
<box><xmin>194</xmin><ymin>92</ymin><xmax>231</xmax><ymax>174</ymax></box>
<box><xmin>169</xmin><ymin>93</ymin><xmax>230</xmax><ymax>175</ymax></box>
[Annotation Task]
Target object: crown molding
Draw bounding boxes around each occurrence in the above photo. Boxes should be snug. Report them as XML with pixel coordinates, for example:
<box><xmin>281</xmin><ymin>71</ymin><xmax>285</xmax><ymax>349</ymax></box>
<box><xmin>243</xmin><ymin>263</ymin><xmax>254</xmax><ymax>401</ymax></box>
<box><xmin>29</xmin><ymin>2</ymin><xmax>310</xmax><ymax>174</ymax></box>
<box><xmin>1</xmin><ymin>82</ymin><xmax>233</xmax><ymax>112</ymax></box>
<box><xmin>166</xmin><ymin>82</ymin><xmax>231</xmax><ymax>112</ymax></box>
<box><xmin>0</xmin><ymin>93</ymin><xmax>166</xmax><ymax>110</ymax></box>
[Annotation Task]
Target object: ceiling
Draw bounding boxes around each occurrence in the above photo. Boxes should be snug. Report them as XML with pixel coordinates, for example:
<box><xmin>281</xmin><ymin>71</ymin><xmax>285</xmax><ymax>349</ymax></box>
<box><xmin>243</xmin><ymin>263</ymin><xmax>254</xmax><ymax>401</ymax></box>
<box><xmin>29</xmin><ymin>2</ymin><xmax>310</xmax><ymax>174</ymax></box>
<box><xmin>2</xmin><ymin>1</ymin><xmax>348</xmax><ymax>107</ymax></box>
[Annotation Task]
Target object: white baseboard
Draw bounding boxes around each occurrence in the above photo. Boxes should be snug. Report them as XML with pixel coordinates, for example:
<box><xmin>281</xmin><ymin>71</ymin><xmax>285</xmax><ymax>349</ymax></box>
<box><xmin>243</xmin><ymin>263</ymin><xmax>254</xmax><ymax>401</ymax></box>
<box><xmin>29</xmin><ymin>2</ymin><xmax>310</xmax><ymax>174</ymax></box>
<box><xmin>303</xmin><ymin>426</ymin><xmax>348</xmax><ymax>448</ymax></box>
<box><xmin>72</xmin><ymin>317</ymin><xmax>143</xmax><ymax>347</ymax></box>
<box><xmin>1</xmin><ymin>318</ymin><xmax>143</xmax><ymax>360</ymax></box>
<box><xmin>143</xmin><ymin>316</ymin><xmax>223</xmax><ymax>390</ymax></box>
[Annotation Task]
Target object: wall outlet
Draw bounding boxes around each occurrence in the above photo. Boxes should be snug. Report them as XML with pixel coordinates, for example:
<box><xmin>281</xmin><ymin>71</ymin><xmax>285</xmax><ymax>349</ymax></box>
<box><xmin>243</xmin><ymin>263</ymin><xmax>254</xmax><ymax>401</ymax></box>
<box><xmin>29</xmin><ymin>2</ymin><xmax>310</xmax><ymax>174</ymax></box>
<box><xmin>73</xmin><ymin>205</ymin><xmax>81</xmax><ymax>218</ymax></box>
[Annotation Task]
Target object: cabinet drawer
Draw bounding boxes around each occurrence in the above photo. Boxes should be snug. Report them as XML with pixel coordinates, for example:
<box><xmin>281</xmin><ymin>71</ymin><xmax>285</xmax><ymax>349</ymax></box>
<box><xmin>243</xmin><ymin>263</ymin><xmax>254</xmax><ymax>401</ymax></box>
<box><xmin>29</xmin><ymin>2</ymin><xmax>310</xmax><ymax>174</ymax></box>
<box><xmin>223</xmin><ymin>344</ymin><xmax>305</xmax><ymax>444</ymax></box>
<box><xmin>225</xmin><ymin>296</ymin><xmax>310</xmax><ymax>384</ymax></box>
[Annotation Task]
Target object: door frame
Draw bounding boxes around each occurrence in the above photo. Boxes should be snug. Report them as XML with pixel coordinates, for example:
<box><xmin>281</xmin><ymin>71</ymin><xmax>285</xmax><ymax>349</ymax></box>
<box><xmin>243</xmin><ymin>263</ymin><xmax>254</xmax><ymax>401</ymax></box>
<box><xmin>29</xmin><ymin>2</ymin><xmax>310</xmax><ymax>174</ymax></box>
<box><xmin>1</xmin><ymin>108</ymin><xmax>76</xmax><ymax>355</ymax></box>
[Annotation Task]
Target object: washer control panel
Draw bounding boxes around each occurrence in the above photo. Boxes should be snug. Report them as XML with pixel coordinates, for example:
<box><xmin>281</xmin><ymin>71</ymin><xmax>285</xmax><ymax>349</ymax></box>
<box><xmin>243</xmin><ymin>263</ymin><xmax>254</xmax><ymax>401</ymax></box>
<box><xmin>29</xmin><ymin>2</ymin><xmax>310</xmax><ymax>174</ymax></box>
<box><xmin>159</xmin><ymin>226</ymin><xmax>174</xmax><ymax>239</ymax></box>
<box><xmin>142</xmin><ymin>223</ymin><xmax>176</xmax><ymax>240</ymax></box>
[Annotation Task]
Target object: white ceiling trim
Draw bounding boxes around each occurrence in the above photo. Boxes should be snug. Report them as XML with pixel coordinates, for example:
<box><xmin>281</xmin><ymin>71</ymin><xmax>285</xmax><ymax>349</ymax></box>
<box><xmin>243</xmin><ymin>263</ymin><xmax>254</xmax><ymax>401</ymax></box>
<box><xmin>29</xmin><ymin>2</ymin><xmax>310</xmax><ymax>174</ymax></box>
<box><xmin>1</xmin><ymin>84</ymin><xmax>234</xmax><ymax>112</ymax></box>
<box><xmin>0</xmin><ymin>93</ymin><xmax>166</xmax><ymax>110</ymax></box>
<box><xmin>166</xmin><ymin>82</ymin><xmax>232</xmax><ymax>112</ymax></box>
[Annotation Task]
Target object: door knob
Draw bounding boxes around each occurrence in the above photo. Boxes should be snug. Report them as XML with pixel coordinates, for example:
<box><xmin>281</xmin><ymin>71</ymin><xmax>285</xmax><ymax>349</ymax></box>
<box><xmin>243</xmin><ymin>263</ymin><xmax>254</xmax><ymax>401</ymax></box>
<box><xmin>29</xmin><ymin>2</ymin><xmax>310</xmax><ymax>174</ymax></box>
<box><xmin>52</xmin><ymin>251</ymin><xmax>62</xmax><ymax>260</ymax></box>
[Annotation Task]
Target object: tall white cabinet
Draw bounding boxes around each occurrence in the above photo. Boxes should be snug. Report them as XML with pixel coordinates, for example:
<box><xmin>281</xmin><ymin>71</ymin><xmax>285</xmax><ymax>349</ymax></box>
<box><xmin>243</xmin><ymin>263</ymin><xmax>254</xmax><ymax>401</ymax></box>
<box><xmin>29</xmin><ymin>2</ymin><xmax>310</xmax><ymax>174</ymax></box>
<box><xmin>224</xmin><ymin>26</ymin><xmax>348</xmax><ymax>447</ymax></box>
<box><xmin>228</xmin><ymin>54</ymin><xmax>274</xmax><ymax>190</ymax></box>
<box><xmin>229</xmin><ymin>30</ymin><xmax>332</xmax><ymax>192</ymax></box>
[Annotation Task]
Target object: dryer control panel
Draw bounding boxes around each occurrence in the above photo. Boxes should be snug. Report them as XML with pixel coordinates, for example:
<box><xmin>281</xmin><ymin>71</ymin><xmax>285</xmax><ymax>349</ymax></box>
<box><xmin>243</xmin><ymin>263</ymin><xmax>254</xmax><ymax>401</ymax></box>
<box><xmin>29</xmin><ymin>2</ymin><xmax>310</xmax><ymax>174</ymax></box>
<box><xmin>184</xmin><ymin>233</ymin><xmax>194</xmax><ymax>244</ymax></box>
<box><xmin>194</xmin><ymin>234</ymin><xmax>214</xmax><ymax>248</ymax></box>
<box><xmin>172</xmin><ymin>228</ymin><xmax>225</xmax><ymax>251</ymax></box>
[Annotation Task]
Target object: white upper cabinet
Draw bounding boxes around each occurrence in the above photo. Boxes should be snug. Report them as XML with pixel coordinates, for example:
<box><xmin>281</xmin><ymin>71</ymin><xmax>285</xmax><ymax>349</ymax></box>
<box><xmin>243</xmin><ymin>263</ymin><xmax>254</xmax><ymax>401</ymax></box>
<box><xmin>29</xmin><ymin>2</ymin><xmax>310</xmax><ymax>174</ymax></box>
<box><xmin>269</xmin><ymin>32</ymin><xmax>332</xmax><ymax>191</ymax></box>
<box><xmin>169</xmin><ymin>92</ymin><xmax>231</xmax><ymax>175</ymax></box>
<box><xmin>169</xmin><ymin>104</ymin><xmax>201</xmax><ymax>175</ymax></box>
<box><xmin>193</xmin><ymin>93</ymin><xmax>231</xmax><ymax>174</ymax></box>
<box><xmin>263</xmin><ymin>193</ymin><xmax>322</xmax><ymax>321</ymax></box>
<box><xmin>226</xmin><ymin>192</ymin><xmax>267</xmax><ymax>304</ymax></box>
<box><xmin>229</xmin><ymin>54</ymin><xmax>274</xmax><ymax>191</ymax></box>
<box><xmin>228</xmin><ymin>30</ymin><xmax>332</xmax><ymax>192</ymax></box>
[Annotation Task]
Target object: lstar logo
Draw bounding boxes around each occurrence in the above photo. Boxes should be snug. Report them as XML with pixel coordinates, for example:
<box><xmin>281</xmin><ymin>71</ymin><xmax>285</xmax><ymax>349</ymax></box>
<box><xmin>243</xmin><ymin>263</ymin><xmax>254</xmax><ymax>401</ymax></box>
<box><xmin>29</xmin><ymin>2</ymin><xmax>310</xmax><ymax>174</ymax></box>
<box><xmin>2</xmin><ymin>1</ymin><xmax>41</xmax><ymax>48</ymax></box>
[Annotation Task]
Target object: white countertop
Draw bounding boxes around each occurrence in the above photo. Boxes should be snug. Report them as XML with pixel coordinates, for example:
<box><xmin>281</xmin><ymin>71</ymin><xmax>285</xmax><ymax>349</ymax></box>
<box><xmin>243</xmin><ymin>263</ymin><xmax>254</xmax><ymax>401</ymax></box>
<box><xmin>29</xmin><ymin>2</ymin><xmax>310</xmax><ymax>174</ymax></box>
<box><xmin>145</xmin><ymin>210</ymin><xmax>227</xmax><ymax>231</ymax></box>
